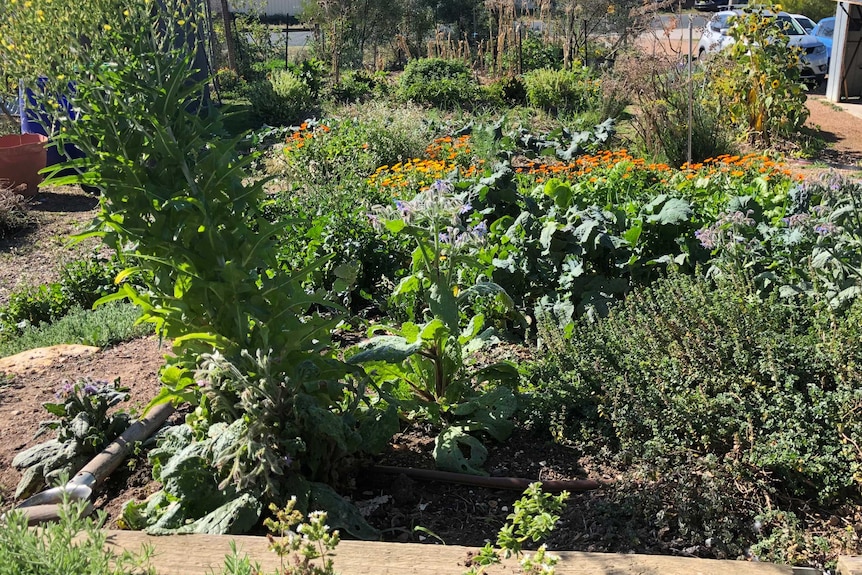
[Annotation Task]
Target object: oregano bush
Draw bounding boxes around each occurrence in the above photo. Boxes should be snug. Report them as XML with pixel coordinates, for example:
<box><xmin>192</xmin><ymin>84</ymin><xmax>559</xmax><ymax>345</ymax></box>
<box><xmin>530</xmin><ymin>271</ymin><xmax>862</xmax><ymax>505</ymax></box>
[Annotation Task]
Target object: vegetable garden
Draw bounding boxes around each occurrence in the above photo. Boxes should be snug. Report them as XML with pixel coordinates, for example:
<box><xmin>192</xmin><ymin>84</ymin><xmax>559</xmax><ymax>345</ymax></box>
<box><xmin>2</xmin><ymin>0</ymin><xmax>862</xmax><ymax>573</ymax></box>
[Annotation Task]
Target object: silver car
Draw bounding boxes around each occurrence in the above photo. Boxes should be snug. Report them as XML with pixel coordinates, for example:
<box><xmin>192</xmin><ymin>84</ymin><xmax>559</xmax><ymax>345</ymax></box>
<box><xmin>696</xmin><ymin>10</ymin><xmax>829</xmax><ymax>84</ymax></box>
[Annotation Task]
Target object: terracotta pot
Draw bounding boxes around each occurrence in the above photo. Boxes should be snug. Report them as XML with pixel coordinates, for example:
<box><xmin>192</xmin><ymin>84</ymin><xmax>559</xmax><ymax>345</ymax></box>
<box><xmin>0</xmin><ymin>133</ymin><xmax>48</xmax><ymax>198</ymax></box>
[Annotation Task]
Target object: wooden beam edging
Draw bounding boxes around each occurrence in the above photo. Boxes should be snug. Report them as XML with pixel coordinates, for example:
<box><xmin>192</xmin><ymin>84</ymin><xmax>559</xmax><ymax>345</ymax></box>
<box><xmin>102</xmin><ymin>530</ymin><xmax>795</xmax><ymax>575</ymax></box>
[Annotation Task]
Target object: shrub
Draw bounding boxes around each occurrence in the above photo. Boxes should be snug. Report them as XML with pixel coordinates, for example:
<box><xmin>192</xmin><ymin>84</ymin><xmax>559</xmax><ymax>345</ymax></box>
<box><xmin>530</xmin><ymin>271</ymin><xmax>862</xmax><ymax>505</ymax></box>
<box><xmin>484</xmin><ymin>74</ymin><xmax>527</xmax><ymax>107</ymax></box>
<box><xmin>397</xmin><ymin>57</ymin><xmax>479</xmax><ymax>109</ymax></box>
<box><xmin>611</xmin><ymin>54</ymin><xmax>736</xmax><ymax>166</ymax></box>
<box><xmin>214</xmin><ymin>67</ymin><xmax>241</xmax><ymax>92</ymax></box>
<box><xmin>0</xmin><ymin>252</ymin><xmax>127</xmax><ymax>341</ymax></box>
<box><xmin>0</xmin><ymin>302</ymin><xmax>152</xmax><ymax>358</ymax></box>
<box><xmin>329</xmin><ymin>69</ymin><xmax>391</xmax><ymax>103</ymax></box>
<box><xmin>0</xmin><ymin>189</ymin><xmax>34</xmax><ymax>239</ymax></box>
<box><xmin>247</xmin><ymin>70</ymin><xmax>312</xmax><ymax>126</ymax></box>
<box><xmin>523</xmin><ymin>67</ymin><xmax>600</xmax><ymax>114</ymax></box>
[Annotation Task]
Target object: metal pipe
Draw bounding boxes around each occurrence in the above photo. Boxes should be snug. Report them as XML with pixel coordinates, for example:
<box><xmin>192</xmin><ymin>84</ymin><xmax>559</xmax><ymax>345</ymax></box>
<box><xmin>5</xmin><ymin>401</ymin><xmax>175</xmax><ymax>525</ymax></box>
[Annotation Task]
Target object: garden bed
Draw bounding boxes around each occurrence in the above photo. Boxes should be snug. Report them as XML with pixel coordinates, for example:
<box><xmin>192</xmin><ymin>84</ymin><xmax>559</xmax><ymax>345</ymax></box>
<box><xmin>2</xmin><ymin>96</ymin><xmax>862</xmax><ymax>572</ymax></box>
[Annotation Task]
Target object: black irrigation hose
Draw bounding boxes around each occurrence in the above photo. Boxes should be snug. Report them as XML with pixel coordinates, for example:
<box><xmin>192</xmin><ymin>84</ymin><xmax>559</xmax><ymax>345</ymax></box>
<box><xmin>372</xmin><ymin>465</ymin><xmax>605</xmax><ymax>493</ymax></box>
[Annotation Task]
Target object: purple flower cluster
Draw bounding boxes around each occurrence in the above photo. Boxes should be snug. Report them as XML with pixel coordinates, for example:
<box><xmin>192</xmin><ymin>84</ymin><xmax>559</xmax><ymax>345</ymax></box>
<box><xmin>695</xmin><ymin>210</ymin><xmax>756</xmax><ymax>249</ymax></box>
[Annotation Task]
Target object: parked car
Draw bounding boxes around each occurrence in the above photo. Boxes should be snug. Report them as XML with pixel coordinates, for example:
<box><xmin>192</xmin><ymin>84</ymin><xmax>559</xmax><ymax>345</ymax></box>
<box><xmin>693</xmin><ymin>0</ymin><xmax>746</xmax><ymax>12</ymax></box>
<box><xmin>790</xmin><ymin>13</ymin><xmax>816</xmax><ymax>33</ymax></box>
<box><xmin>696</xmin><ymin>10</ymin><xmax>829</xmax><ymax>84</ymax></box>
<box><xmin>812</xmin><ymin>16</ymin><xmax>835</xmax><ymax>52</ymax></box>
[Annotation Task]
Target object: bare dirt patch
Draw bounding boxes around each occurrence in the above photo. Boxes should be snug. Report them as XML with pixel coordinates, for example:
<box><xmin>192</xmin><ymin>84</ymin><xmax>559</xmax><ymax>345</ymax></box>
<box><xmin>0</xmin><ymin>185</ymin><xmax>102</xmax><ymax>306</ymax></box>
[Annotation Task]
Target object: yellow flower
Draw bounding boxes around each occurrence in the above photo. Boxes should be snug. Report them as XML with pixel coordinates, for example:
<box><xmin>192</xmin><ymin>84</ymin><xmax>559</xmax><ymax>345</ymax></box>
<box><xmin>771</xmin><ymin>79</ymin><xmax>780</xmax><ymax>89</ymax></box>
<box><xmin>103</xmin><ymin>24</ymin><xmax>112</xmax><ymax>31</ymax></box>
<box><xmin>177</xmin><ymin>19</ymin><xmax>186</xmax><ymax>25</ymax></box>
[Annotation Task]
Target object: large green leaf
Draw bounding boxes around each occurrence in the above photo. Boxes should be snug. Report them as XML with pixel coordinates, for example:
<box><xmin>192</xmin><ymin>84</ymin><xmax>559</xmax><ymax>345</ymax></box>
<box><xmin>434</xmin><ymin>425</ymin><xmax>489</xmax><ymax>476</ymax></box>
<box><xmin>452</xmin><ymin>386</ymin><xmax>518</xmax><ymax>441</ymax></box>
<box><xmin>348</xmin><ymin>336</ymin><xmax>422</xmax><ymax>364</ymax></box>
<box><xmin>645</xmin><ymin>196</ymin><xmax>693</xmax><ymax>226</ymax></box>
<box><xmin>309</xmin><ymin>482</ymin><xmax>381</xmax><ymax>540</ymax></box>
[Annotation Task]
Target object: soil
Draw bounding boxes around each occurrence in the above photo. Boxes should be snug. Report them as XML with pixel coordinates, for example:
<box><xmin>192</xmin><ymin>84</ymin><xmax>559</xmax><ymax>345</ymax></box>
<box><xmin>0</xmin><ymin>98</ymin><xmax>861</xmax><ymax>564</ymax></box>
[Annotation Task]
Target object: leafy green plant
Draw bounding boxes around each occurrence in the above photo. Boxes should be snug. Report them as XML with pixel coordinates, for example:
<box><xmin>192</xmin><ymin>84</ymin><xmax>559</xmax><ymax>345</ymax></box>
<box><xmin>0</xmin><ymin>495</ymin><xmax>155</xmax><ymax>575</ymax></box>
<box><xmin>36</xmin><ymin>0</ymin><xmax>391</xmax><ymax>535</ymax></box>
<box><xmin>522</xmin><ymin>67</ymin><xmax>600</xmax><ymax>115</ymax></box>
<box><xmin>476</xmin><ymin>168</ymin><xmax>699</xmax><ymax>331</ymax></box>
<box><xmin>697</xmin><ymin>173</ymin><xmax>862</xmax><ymax>310</ymax></box>
<box><xmin>349</xmin><ymin>180</ymin><xmax>520</xmax><ymax>474</ymax></box>
<box><xmin>465</xmin><ymin>483</ymin><xmax>569</xmax><ymax>575</ymax></box>
<box><xmin>397</xmin><ymin>58</ymin><xmax>480</xmax><ymax>109</ymax></box>
<box><xmin>12</xmin><ymin>377</ymin><xmax>130</xmax><ymax>498</ymax></box>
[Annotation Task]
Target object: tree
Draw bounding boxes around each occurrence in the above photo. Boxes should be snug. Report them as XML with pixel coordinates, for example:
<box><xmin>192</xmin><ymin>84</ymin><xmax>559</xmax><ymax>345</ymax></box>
<box><xmin>219</xmin><ymin>0</ymin><xmax>239</xmax><ymax>72</ymax></box>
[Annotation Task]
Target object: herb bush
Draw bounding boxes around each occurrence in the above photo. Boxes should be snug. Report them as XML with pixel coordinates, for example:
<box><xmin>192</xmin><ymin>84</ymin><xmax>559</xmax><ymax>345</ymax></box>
<box><xmin>247</xmin><ymin>69</ymin><xmax>312</xmax><ymax>126</ymax></box>
<box><xmin>522</xmin><ymin>67</ymin><xmax>600</xmax><ymax>115</ymax></box>
<box><xmin>397</xmin><ymin>57</ymin><xmax>480</xmax><ymax>109</ymax></box>
<box><xmin>528</xmin><ymin>271</ymin><xmax>862</xmax><ymax>506</ymax></box>
<box><xmin>0</xmin><ymin>498</ymin><xmax>154</xmax><ymax>575</ymax></box>
<box><xmin>0</xmin><ymin>302</ymin><xmax>151</xmax><ymax>358</ymax></box>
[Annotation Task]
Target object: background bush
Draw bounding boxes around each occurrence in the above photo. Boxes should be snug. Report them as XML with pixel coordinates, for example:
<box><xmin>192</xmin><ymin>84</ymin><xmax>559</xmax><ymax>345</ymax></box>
<box><xmin>608</xmin><ymin>54</ymin><xmax>736</xmax><ymax>165</ymax></box>
<box><xmin>0</xmin><ymin>302</ymin><xmax>152</xmax><ymax>358</ymax></box>
<box><xmin>247</xmin><ymin>70</ymin><xmax>312</xmax><ymax>126</ymax></box>
<box><xmin>0</xmin><ymin>253</ymin><xmax>127</xmax><ymax>341</ymax></box>
<box><xmin>397</xmin><ymin>58</ymin><xmax>480</xmax><ymax>109</ymax></box>
<box><xmin>523</xmin><ymin>67</ymin><xmax>600</xmax><ymax>115</ymax></box>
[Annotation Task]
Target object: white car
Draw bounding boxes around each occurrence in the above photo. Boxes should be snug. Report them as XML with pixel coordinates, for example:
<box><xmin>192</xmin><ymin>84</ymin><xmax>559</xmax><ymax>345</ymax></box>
<box><xmin>696</xmin><ymin>10</ymin><xmax>829</xmax><ymax>84</ymax></box>
<box><xmin>790</xmin><ymin>13</ymin><xmax>816</xmax><ymax>33</ymax></box>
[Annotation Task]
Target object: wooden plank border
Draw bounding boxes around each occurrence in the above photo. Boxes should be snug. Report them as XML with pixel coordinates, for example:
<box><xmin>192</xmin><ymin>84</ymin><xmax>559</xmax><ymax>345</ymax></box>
<box><xmin>102</xmin><ymin>530</ymin><xmax>795</xmax><ymax>575</ymax></box>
